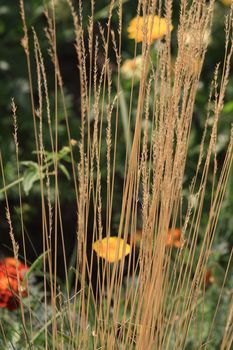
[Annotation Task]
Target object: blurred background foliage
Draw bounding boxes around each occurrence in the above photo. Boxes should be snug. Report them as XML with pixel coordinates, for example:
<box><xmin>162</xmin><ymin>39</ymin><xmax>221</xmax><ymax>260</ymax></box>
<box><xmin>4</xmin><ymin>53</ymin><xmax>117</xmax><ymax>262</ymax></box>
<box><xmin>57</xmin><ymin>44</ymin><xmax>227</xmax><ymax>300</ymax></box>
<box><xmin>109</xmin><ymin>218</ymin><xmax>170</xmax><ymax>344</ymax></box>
<box><xmin>0</xmin><ymin>0</ymin><xmax>232</xmax><ymax>301</ymax></box>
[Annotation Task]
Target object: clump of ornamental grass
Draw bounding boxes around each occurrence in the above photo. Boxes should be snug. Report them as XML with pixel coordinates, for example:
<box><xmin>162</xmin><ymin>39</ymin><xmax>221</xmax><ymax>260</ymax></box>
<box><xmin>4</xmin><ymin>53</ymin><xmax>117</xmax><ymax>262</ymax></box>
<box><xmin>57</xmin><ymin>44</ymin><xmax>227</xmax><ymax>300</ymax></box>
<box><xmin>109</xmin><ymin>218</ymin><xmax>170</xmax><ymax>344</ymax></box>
<box><xmin>0</xmin><ymin>0</ymin><xmax>232</xmax><ymax>349</ymax></box>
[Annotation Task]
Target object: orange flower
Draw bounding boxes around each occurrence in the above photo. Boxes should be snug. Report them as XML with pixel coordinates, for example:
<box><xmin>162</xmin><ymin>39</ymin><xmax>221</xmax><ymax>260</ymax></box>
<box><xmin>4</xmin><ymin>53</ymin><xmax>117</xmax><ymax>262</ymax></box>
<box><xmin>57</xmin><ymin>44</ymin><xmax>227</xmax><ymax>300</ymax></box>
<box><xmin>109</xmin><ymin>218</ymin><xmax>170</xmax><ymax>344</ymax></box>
<box><xmin>0</xmin><ymin>257</ymin><xmax>28</xmax><ymax>310</ymax></box>
<box><xmin>128</xmin><ymin>229</ymin><xmax>142</xmax><ymax>245</ymax></box>
<box><xmin>166</xmin><ymin>228</ymin><xmax>182</xmax><ymax>248</ymax></box>
<box><xmin>0</xmin><ymin>258</ymin><xmax>28</xmax><ymax>279</ymax></box>
<box><xmin>204</xmin><ymin>269</ymin><xmax>215</xmax><ymax>285</ymax></box>
<box><xmin>0</xmin><ymin>277</ymin><xmax>18</xmax><ymax>310</ymax></box>
<box><xmin>93</xmin><ymin>237</ymin><xmax>131</xmax><ymax>263</ymax></box>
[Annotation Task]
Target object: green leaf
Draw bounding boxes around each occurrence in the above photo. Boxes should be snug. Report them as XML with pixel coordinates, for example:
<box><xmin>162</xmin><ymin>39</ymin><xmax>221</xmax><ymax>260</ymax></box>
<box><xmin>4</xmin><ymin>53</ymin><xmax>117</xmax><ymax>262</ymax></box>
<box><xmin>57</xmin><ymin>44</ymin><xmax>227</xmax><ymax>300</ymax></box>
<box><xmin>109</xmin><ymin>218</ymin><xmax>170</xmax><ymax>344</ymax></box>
<box><xmin>22</xmin><ymin>167</ymin><xmax>40</xmax><ymax>195</ymax></box>
<box><xmin>58</xmin><ymin>163</ymin><xmax>70</xmax><ymax>180</ymax></box>
<box><xmin>26</xmin><ymin>310</ymin><xmax>61</xmax><ymax>349</ymax></box>
<box><xmin>58</xmin><ymin>146</ymin><xmax>71</xmax><ymax>159</ymax></box>
<box><xmin>32</xmin><ymin>150</ymin><xmax>52</xmax><ymax>160</ymax></box>
<box><xmin>223</xmin><ymin>100</ymin><xmax>233</xmax><ymax>114</ymax></box>
<box><xmin>23</xmin><ymin>250</ymin><xmax>49</xmax><ymax>283</ymax></box>
<box><xmin>21</xmin><ymin>161</ymin><xmax>45</xmax><ymax>195</ymax></box>
<box><xmin>21</xmin><ymin>161</ymin><xmax>40</xmax><ymax>169</ymax></box>
<box><xmin>94</xmin><ymin>0</ymin><xmax>129</xmax><ymax>20</ymax></box>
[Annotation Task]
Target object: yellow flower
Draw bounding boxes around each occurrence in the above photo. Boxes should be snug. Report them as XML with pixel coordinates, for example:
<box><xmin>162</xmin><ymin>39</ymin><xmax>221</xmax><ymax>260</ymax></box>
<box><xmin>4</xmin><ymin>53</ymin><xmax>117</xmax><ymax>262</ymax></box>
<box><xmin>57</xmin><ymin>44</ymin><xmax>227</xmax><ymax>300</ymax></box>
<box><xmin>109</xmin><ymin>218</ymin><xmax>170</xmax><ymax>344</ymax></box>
<box><xmin>221</xmin><ymin>0</ymin><xmax>232</xmax><ymax>6</ymax></box>
<box><xmin>128</xmin><ymin>15</ymin><xmax>173</xmax><ymax>43</ymax></box>
<box><xmin>93</xmin><ymin>237</ymin><xmax>131</xmax><ymax>263</ymax></box>
<box><xmin>121</xmin><ymin>55</ymin><xmax>143</xmax><ymax>80</ymax></box>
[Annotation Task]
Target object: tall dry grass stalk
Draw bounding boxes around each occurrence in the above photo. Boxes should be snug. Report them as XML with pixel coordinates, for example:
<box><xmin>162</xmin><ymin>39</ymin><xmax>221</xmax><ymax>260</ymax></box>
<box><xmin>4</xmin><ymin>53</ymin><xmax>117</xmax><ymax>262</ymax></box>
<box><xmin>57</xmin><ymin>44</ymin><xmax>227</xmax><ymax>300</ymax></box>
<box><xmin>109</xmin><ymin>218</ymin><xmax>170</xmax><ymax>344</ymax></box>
<box><xmin>0</xmin><ymin>0</ymin><xmax>232</xmax><ymax>349</ymax></box>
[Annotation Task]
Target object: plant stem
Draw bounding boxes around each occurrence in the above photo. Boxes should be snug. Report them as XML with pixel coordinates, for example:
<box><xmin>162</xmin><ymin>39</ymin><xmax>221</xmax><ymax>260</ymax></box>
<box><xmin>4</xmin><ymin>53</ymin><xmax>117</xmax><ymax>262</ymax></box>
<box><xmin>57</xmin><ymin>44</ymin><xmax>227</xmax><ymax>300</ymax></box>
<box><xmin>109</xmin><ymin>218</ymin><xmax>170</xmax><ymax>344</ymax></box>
<box><xmin>119</xmin><ymin>83</ymin><xmax>132</xmax><ymax>157</ymax></box>
<box><xmin>0</xmin><ymin>177</ymin><xmax>24</xmax><ymax>194</ymax></box>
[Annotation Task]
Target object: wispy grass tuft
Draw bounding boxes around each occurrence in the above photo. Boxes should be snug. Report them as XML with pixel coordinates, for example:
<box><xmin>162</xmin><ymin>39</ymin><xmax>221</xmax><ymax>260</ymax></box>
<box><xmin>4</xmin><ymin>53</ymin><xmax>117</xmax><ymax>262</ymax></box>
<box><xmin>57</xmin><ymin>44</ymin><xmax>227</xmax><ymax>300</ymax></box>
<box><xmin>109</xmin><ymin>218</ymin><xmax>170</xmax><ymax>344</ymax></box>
<box><xmin>0</xmin><ymin>0</ymin><xmax>232</xmax><ymax>349</ymax></box>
